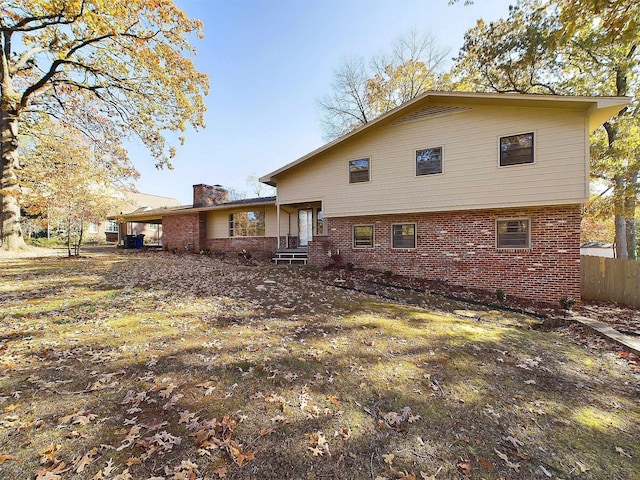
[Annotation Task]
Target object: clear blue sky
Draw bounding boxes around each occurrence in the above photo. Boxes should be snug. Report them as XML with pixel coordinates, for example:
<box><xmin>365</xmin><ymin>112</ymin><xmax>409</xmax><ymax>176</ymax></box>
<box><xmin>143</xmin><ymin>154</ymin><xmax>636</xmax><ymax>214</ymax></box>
<box><xmin>133</xmin><ymin>0</ymin><xmax>514</xmax><ymax>204</ymax></box>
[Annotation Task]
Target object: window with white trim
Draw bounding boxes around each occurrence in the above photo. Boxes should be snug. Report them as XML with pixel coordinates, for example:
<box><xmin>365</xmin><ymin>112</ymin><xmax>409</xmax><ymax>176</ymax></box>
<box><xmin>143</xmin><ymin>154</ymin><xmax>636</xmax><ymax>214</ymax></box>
<box><xmin>349</xmin><ymin>158</ymin><xmax>370</xmax><ymax>183</ymax></box>
<box><xmin>500</xmin><ymin>133</ymin><xmax>534</xmax><ymax>166</ymax></box>
<box><xmin>392</xmin><ymin>223</ymin><xmax>416</xmax><ymax>249</ymax></box>
<box><xmin>353</xmin><ymin>225</ymin><xmax>374</xmax><ymax>248</ymax></box>
<box><xmin>496</xmin><ymin>219</ymin><xmax>530</xmax><ymax>249</ymax></box>
<box><xmin>229</xmin><ymin>211</ymin><xmax>266</xmax><ymax>237</ymax></box>
<box><xmin>105</xmin><ymin>220</ymin><xmax>119</xmax><ymax>233</ymax></box>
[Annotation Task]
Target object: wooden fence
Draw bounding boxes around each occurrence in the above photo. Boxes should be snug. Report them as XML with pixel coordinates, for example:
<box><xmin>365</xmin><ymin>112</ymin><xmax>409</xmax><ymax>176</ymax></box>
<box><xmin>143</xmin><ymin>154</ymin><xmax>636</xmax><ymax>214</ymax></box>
<box><xmin>581</xmin><ymin>255</ymin><xmax>640</xmax><ymax>307</ymax></box>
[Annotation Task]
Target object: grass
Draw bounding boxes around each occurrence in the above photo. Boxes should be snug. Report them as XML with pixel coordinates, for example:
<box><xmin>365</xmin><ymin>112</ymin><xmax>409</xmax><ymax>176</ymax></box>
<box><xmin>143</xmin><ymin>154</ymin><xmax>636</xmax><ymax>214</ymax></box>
<box><xmin>0</xmin><ymin>249</ymin><xmax>638</xmax><ymax>480</ymax></box>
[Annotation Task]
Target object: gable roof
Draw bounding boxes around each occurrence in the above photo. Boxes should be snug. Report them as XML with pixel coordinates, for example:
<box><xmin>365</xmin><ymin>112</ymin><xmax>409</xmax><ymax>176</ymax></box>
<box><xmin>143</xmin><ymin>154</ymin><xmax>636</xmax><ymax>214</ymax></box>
<box><xmin>259</xmin><ymin>90</ymin><xmax>630</xmax><ymax>186</ymax></box>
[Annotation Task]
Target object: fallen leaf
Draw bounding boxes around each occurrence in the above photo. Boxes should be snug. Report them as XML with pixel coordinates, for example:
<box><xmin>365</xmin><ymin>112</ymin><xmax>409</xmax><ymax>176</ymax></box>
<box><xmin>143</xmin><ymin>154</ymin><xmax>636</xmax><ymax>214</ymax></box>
<box><xmin>457</xmin><ymin>458</ymin><xmax>471</xmax><ymax>477</ymax></box>
<box><xmin>576</xmin><ymin>461</ymin><xmax>590</xmax><ymax>473</ymax></box>
<box><xmin>540</xmin><ymin>465</ymin><xmax>552</xmax><ymax>477</ymax></box>
<box><xmin>616</xmin><ymin>446</ymin><xmax>632</xmax><ymax>458</ymax></box>
<box><xmin>74</xmin><ymin>447</ymin><xmax>98</xmax><ymax>473</ymax></box>
<box><xmin>479</xmin><ymin>457</ymin><xmax>494</xmax><ymax>472</ymax></box>
<box><xmin>214</xmin><ymin>466</ymin><xmax>228</xmax><ymax>478</ymax></box>
<box><xmin>382</xmin><ymin>453</ymin><xmax>395</xmax><ymax>465</ymax></box>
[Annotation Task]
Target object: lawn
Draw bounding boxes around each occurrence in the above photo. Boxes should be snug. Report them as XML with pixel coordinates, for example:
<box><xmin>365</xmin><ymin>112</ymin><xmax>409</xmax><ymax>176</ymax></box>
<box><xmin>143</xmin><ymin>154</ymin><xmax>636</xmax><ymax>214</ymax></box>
<box><xmin>0</xmin><ymin>250</ymin><xmax>638</xmax><ymax>480</ymax></box>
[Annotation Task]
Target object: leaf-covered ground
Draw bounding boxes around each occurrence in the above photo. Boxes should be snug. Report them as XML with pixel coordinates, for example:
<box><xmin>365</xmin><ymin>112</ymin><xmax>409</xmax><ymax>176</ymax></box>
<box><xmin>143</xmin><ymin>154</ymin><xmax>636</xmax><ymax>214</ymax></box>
<box><xmin>0</xmin><ymin>249</ymin><xmax>638</xmax><ymax>480</ymax></box>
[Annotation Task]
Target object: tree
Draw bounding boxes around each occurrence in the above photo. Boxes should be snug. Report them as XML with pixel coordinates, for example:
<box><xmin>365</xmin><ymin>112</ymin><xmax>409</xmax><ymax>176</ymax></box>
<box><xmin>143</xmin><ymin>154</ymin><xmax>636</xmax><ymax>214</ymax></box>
<box><xmin>317</xmin><ymin>30</ymin><xmax>450</xmax><ymax>140</ymax></box>
<box><xmin>452</xmin><ymin>0</ymin><xmax>640</xmax><ymax>258</ymax></box>
<box><xmin>0</xmin><ymin>0</ymin><xmax>209</xmax><ymax>250</ymax></box>
<box><xmin>20</xmin><ymin>118</ymin><xmax>138</xmax><ymax>256</ymax></box>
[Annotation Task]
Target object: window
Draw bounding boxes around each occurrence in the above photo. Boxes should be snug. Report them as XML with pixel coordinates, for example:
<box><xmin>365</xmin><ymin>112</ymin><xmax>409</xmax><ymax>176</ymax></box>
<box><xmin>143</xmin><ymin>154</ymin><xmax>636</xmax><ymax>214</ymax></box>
<box><xmin>416</xmin><ymin>147</ymin><xmax>443</xmax><ymax>175</ymax></box>
<box><xmin>392</xmin><ymin>224</ymin><xmax>416</xmax><ymax>249</ymax></box>
<box><xmin>149</xmin><ymin>223</ymin><xmax>159</xmax><ymax>231</ymax></box>
<box><xmin>353</xmin><ymin>225</ymin><xmax>374</xmax><ymax>248</ymax></box>
<box><xmin>496</xmin><ymin>219</ymin><xmax>530</xmax><ymax>249</ymax></box>
<box><xmin>105</xmin><ymin>220</ymin><xmax>119</xmax><ymax>233</ymax></box>
<box><xmin>88</xmin><ymin>222</ymin><xmax>99</xmax><ymax>234</ymax></box>
<box><xmin>229</xmin><ymin>211</ymin><xmax>266</xmax><ymax>237</ymax></box>
<box><xmin>500</xmin><ymin>133</ymin><xmax>534</xmax><ymax>166</ymax></box>
<box><xmin>349</xmin><ymin>158</ymin><xmax>370</xmax><ymax>183</ymax></box>
<box><xmin>316</xmin><ymin>209</ymin><xmax>325</xmax><ymax>235</ymax></box>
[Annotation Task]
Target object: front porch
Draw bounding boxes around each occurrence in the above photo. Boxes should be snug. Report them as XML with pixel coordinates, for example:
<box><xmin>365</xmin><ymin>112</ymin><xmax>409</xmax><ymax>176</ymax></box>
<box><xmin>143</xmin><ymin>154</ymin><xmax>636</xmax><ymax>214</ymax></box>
<box><xmin>276</xmin><ymin>200</ymin><xmax>324</xmax><ymax>250</ymax></box>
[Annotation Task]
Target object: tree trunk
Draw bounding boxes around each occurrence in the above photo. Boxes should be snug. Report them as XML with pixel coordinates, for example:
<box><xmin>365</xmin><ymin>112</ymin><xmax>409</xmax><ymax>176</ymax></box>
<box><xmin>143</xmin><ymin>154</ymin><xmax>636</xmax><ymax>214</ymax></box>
<box><xmin>75</xmin><ymin>223</ymin><xmax>83</xmax><ymax>257</ymax></box>
<box><xmin>624</xmin><ymin>170</ymin><xmax>638</xmax><ymax>259</ymax></box>
<box><xmin>67</xmin><ymin>216</ymin><xmax>72</xmax><ymax>257</ymax></box>
<box><xmin>0</xmin><ymin>108</ymin><xmax>26</xmax><ymax>250</ymax></box>
<box><xmin>627</xmin><ymin>217</ymin><xmax>636</xmax><ymax>259</ymax></box>
<box><xmin>615</xmin><ymin>214</ymin><xmax>628</xmax><ymax>259</ymax></box>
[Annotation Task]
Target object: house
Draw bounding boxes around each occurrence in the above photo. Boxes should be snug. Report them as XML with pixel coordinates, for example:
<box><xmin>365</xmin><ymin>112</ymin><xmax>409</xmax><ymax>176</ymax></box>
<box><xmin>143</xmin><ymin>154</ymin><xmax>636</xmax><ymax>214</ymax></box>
<box><xmin>101</xmin><ymin>191</ymin><xmax>181</xmax><ymax>244</ymax></box>
<box><xmin>114</xmin><ymin>184</ymin><xmax>280</xmax><ymax>255</ymax></box>
<box><xmin>115</xmin><ymin>91</ymin><xmax>628</xmax><ymax>304</ymax></box>
<box><xmin>259</xmin><ymin>91</ymin><xmax>629</xmax><ymax>304</ymax></box>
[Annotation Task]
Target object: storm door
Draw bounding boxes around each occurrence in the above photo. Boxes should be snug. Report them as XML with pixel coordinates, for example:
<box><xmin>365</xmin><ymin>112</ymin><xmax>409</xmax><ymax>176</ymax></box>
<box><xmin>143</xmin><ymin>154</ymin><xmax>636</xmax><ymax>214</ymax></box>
<box><xmin>298</xmin><ymin>209</ymin><xmax>313</xmax><ymax>246</ymax></box>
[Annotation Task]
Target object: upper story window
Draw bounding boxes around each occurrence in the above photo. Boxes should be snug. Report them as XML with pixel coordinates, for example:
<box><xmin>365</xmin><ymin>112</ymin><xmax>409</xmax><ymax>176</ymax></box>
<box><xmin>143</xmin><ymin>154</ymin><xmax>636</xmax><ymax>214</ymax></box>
<box><xmin>353</xmin><ymin>225</ymin><xmax>374</xmax><ymax>248</ymax></box>
<box><xmin>416</xmin><ymin>147</ymin><xmax>443</xmax><ymax>175</ymax></box>
<box><xmin>229</xmin><ymin>211</ymin><xmax>265</xmax><ymax>237</ymax></box>
<box><xmin>392</xmin><ymin>223</ymin><xmax>416</xmax><ymax>249</ymax></box>
<box><xmin>88</xmin><ymin>222</ymin><xmax>99</xmax><ymax>234</ymax></box>
<box><xmin>496</xmin><ymin>219</ymin><xmax>530</xmax><ymax>249</ymax></box>
<box><xmin>105</xmin><ymin>220</ymin><xmax>119</xmax><ymax>233</ymax></box>
<box><xmin>349</xmin><ymin>158</ymin><xmax>370</xmax><ymax>183</ymax></box>
<box><xmin>500</xmin><ymin>132</ymin><xmax>534</xmax><ymax>166</ymax></box>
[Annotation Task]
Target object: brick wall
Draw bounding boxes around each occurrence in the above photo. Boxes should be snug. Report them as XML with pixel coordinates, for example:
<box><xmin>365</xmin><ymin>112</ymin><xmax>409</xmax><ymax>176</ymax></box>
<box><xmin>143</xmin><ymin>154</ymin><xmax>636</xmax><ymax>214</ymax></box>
<box><xmin>162</xmin><ymin>213</ymin><xmax>201</xmax><ymax>251</ymax></box>
<box><xmin>308</xmin><ymin>205</ymin><xmax>582</xmax><ymax>304</ymax></box>
<box><xmin>206</xmin><ymin>237</ymin><xmax>277</xmax><ymax>259</ymax></box>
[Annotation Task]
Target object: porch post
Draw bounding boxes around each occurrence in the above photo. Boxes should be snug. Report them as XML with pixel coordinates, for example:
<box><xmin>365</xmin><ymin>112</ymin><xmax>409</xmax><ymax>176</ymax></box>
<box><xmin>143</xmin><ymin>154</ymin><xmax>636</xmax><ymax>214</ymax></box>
<box><xmin>276</xmin><ymin>203</ymin><xmax>281</xmax><ymax>249</ymax></box>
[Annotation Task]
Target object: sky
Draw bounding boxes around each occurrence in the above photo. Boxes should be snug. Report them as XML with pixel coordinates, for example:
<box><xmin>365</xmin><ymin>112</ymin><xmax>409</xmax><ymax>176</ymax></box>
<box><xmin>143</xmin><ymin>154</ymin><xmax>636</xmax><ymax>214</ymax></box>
<box><xmin>132</xmin><ymin>0</ymin><xmax>515</xmax><ymax>204</ymax></box>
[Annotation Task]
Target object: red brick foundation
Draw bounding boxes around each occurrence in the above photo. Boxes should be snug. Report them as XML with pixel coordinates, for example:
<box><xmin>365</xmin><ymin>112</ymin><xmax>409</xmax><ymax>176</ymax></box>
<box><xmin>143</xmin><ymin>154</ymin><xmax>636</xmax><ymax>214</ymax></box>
<box><xmin>206</xmin><ymin>237</ymin><xmax>277</xmax><ymax>259</ymax></box>
<box><xmin>162</xmin><ymin>213</ymin><xmax>277</xmax><ymax>258</ymax></box>
<box><xmin>162</xmin><ymin>213</ymin><xmax>201</xmax><ymax>251</ymax></box>
<box><xmin>308</xmin><ymin>205</ymin><xmax>582</xmax><ymax>304</ymax></box>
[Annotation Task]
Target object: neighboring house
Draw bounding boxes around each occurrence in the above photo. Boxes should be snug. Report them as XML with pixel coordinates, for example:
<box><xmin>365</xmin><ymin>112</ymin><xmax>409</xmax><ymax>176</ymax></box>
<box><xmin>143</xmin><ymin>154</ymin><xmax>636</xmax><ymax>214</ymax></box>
<box><xmin>259</xmin><ymin>91</ymin><xmax>629</xmax><ymax>304</ymax></box>
<box><xmin>580</xmin><ymin>242</ymin><xmax>615</xmax><ymax>258</ymax></box>
<box><xmin>100</xmin><ymin>191</ymin><xmax>181</xmax><ymax>244</ymax></box>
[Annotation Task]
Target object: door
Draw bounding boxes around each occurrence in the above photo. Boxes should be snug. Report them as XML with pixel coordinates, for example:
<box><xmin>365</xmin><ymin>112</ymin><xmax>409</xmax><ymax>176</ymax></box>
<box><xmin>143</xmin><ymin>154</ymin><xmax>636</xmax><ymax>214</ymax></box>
<box><xmin>298</xmin><ymin>209</ymin><xmax>313</xmax><ymax>246</ymax></box>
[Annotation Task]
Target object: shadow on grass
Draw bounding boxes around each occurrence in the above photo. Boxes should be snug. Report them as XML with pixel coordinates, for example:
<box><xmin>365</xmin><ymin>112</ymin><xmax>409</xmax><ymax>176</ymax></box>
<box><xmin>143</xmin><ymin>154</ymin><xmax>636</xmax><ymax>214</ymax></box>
<box><xmin>0</xmin><ymin>254</ymin><xmax>638</xmax><ymax>480</ymax></box>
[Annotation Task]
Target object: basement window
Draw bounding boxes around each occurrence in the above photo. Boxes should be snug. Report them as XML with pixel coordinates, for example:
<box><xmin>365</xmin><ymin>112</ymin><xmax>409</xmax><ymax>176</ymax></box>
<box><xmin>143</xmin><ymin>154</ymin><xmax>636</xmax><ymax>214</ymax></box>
<box><xmin>496</xmin><ymin>219</ymin><xmax>530</xmax><ymax>249</ymax></box>
<box><xmin>392</xmin><ymin>223</ymin><xmax>416</xmax><ymax>249</ymax></box>
<box><xmin>353</xmin><ymin>225</ymin><xmax>374</xmax><ymax>248</ymax></box>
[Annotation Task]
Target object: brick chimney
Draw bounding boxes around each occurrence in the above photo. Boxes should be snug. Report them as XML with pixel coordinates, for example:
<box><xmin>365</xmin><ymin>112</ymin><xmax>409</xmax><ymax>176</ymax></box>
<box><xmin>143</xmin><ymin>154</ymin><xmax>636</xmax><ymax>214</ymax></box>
<box><xmin>193</xmin><ymin>184</ymin><xmax>228</xmax><ymax>207</ymax></box>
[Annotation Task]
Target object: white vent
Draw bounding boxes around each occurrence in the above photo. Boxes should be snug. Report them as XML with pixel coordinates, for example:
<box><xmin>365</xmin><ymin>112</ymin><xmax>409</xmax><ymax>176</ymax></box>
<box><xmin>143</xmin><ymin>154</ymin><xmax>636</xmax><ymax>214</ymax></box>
<box><xmin>393</xmin><ymin>105</ymin><xmax>472</xmax><ymax>125</ymax></box>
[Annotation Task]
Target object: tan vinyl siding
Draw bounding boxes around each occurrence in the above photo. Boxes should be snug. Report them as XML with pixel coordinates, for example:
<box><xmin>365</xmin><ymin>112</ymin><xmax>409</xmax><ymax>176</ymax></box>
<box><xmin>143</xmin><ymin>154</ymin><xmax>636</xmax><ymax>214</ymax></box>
<box><xmin>275</xmin><ymin>105</ymin><xmax>590</xmax><ymax>217</ymax></box>
<box><xmin>206</xmin><ymin>206</ymin><xmax>279</xmax><ymax>238</ymax></box>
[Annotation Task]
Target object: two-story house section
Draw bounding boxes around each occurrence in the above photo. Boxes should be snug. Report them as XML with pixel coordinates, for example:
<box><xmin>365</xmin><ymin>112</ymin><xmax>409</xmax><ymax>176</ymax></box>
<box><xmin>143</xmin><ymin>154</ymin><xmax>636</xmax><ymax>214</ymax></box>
<box><xmin>260</xmin><ymin>91</ymin><xmax>629</xmax><ymax>304</ymax></box>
